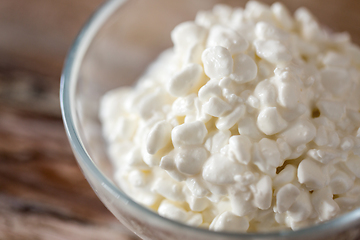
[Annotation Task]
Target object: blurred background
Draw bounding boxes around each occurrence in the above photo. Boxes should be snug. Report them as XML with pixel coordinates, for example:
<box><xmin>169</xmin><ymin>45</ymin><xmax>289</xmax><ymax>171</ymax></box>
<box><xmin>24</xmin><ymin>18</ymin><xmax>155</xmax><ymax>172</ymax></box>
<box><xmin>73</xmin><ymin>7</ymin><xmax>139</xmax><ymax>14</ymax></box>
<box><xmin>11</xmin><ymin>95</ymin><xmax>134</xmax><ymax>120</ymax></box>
<box><xmin>0</xmin><ymin>0</ymin><xmax>139</xmax><ymax>239</ymax></box>
<box><xmin>0</xmin><ymin>0</ymin><xmax>359</xmax><ymax>239</ymax></box>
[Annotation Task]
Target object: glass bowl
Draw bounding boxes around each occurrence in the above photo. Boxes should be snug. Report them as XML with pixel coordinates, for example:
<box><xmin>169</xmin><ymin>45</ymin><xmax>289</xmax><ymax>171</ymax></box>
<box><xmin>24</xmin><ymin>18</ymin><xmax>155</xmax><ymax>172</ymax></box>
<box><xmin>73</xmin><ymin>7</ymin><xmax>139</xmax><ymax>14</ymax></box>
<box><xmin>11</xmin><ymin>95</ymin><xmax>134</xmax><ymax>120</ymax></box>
<box><xmin>60</xmin><ymin>0</ymin><xmax>360</xmax><ymax>239</ymax></box>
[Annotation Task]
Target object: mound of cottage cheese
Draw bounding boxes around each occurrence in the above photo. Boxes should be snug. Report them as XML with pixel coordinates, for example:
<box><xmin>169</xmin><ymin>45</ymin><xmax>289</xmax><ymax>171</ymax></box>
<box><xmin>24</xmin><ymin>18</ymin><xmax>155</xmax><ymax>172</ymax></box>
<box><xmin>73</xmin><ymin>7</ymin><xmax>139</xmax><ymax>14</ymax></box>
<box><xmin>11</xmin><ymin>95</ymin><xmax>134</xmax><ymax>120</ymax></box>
<box><xmin>100</xmin><ymin>1</ymin><xmax>360</xmax><ymax>232</ymax></box>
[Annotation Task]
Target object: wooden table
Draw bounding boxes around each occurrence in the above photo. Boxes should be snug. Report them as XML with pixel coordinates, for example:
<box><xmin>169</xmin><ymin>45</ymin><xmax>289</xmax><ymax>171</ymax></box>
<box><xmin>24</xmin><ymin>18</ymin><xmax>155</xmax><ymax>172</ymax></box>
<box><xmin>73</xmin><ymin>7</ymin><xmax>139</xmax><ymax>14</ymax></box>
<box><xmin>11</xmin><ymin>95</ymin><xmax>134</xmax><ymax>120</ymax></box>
<box><xmin>0</xmin><ymin>0</ymin><xmax>359</xmax><ymax>239</ymax></box>
<box><xmin>0</xmin><ymin>0</ymin><xmax>139</xmax><ymax>239</ymax></box>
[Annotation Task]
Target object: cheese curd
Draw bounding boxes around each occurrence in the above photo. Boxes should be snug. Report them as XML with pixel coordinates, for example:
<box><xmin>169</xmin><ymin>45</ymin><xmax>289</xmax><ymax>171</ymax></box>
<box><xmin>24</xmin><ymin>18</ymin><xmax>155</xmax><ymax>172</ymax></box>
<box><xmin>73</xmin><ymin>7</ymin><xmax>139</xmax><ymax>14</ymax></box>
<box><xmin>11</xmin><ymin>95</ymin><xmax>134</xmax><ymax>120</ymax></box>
<box><xmin>100</xmin><ymin>1</ymin><xmax>360</xmax><ymax>232</ymax></box>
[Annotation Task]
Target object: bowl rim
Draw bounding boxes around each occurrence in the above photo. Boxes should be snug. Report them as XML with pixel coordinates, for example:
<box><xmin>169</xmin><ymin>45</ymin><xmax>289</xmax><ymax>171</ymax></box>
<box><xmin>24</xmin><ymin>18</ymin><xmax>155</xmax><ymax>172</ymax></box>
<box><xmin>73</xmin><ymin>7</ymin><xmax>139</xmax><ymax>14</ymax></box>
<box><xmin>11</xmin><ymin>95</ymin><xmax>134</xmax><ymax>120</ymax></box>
<box><xmin>60</xmin><ymin>0</ymin><xmax>360</xmax><ymax>238</ymax></box>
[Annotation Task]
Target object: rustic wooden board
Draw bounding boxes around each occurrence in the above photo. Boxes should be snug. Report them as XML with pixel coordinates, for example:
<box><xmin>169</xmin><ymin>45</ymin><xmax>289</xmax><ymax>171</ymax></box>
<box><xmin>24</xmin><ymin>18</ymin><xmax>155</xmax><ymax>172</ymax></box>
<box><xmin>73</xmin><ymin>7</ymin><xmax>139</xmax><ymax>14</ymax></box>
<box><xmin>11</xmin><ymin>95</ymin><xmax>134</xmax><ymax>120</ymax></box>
<box><xmin>0</xmin><ymin>0</ymin><xmax>359</xmax><ymax>239</ymax></box>
<box><xmin>0</xmin><ymin>0</ymin><xmax>139</xmax><ymax>239</ymax></box>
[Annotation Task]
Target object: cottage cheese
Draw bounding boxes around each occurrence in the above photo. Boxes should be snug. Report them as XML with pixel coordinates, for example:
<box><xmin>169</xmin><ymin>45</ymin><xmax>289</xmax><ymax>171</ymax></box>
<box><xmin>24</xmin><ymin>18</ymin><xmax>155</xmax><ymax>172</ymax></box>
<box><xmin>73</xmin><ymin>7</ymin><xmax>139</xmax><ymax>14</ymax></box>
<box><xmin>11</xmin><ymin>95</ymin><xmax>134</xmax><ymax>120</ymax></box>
<box><xmin>100</xmin><ymin>1</ymin><xmax>360</xmax><ymax>232</ymax></box>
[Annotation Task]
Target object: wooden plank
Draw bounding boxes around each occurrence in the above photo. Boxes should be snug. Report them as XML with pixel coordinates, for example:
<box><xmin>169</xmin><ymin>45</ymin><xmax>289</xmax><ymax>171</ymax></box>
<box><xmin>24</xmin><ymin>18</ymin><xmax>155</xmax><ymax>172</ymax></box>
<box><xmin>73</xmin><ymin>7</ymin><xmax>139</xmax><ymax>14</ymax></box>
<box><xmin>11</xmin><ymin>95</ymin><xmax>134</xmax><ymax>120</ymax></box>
<box><xmin>0</xmin><ymin>0</ymin><xmax>140</xmax><ymax>239</ymax></box>
<box><xmin>0</xmin><ymin>70</ymin><xmax>140</xmax><ymax>239</ymax></box>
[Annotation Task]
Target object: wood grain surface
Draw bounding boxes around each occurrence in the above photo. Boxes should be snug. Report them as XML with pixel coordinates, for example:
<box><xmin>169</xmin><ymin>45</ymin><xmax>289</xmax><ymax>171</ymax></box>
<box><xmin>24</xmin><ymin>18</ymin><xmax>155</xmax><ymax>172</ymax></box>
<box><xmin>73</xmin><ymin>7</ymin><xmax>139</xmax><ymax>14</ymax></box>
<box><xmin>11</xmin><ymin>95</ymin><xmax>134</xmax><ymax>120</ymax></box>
<box><xmin>0</xmin><ymin>0</ymin><xmax>139</xmax><ymax>239</ymax></box>
<box><xmin>0</xmin><ymin>0</ymin><xmax>359</xmax><ymax>240</ymax></box>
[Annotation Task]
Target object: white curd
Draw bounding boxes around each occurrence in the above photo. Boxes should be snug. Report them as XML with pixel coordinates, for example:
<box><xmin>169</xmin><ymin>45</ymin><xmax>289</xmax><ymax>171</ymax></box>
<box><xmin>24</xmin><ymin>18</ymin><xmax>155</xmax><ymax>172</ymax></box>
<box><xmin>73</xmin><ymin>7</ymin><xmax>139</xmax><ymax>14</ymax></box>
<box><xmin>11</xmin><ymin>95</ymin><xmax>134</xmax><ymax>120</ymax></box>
<box><xmin>100</xmin><ymin>1</ymin><xmax>360</xmax><ymax>232</ymax></box>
